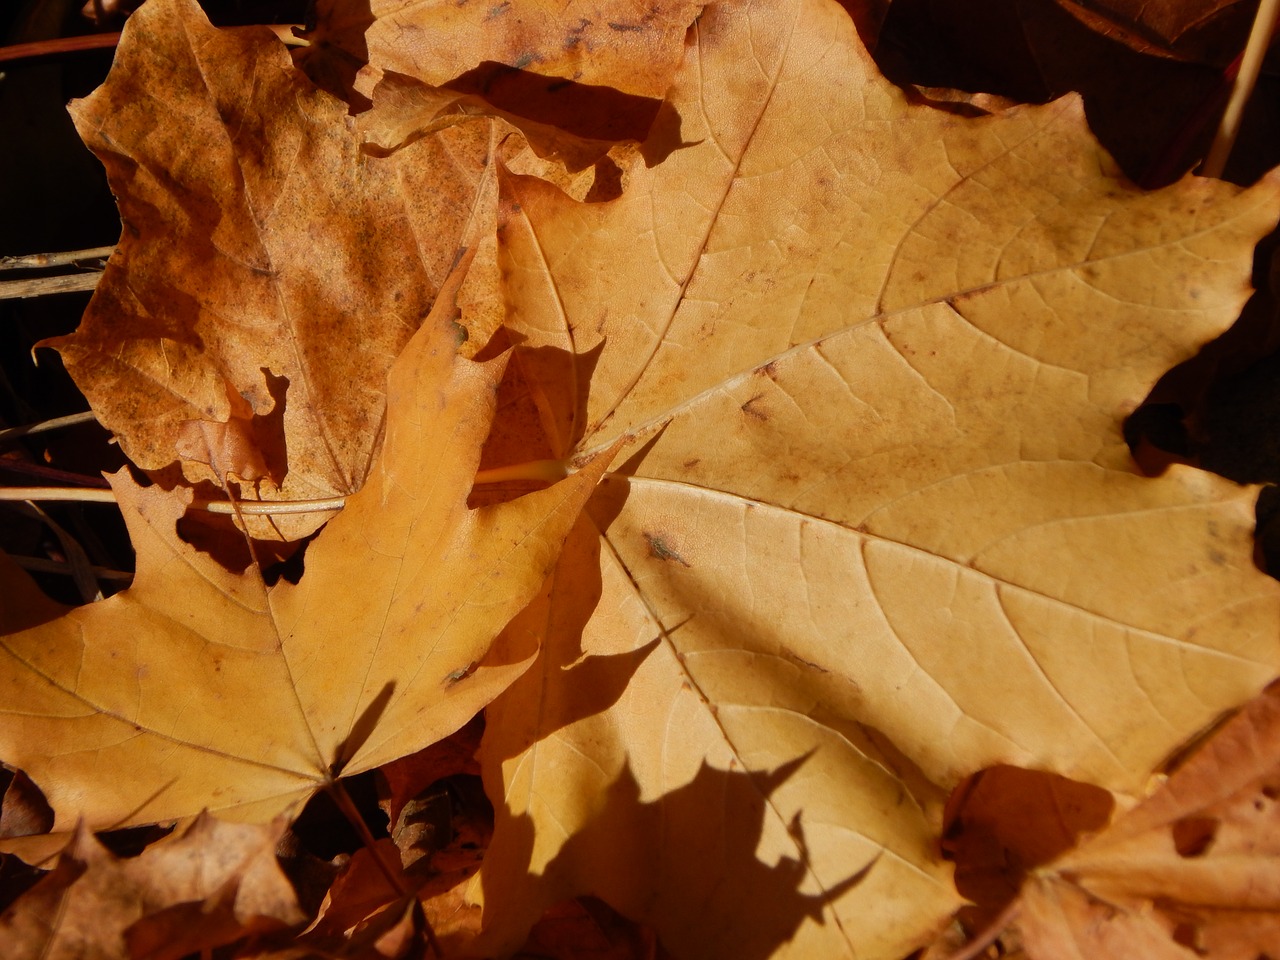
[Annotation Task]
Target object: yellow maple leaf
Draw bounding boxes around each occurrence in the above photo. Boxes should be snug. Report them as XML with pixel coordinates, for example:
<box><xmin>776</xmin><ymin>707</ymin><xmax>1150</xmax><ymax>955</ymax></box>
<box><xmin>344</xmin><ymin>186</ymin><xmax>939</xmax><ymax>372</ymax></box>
<box><xmin>3</xmin><ymin>0</ymin><xmax>1278</xmax><ymax>956</ymax></box>
<box><xmin>379</xmin><ymin>0</ymin><xmax>1280</xmax><ymax>955</ymax></box>
<box><xmin>0</xmin><ymin>260</ymin><xmax>610</xmax><ymax>832</ymax></box>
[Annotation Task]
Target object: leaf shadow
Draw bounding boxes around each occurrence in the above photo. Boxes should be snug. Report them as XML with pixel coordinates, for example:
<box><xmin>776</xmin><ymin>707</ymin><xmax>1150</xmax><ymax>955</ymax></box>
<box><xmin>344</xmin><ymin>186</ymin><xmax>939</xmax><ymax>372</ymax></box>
<box><xmin>294</xmin><ymin>0</ymin><xmax>376</xmax><ymax>113</ymax></box>
<box><xmin>514</xmin><ymin>341</ymin><xmax>605</xmax><ymax>461</ymax></box>
<box><xmin>333</xmin><ymin>681</ymin><xmax>396</xmax><ymax>776</ymax></box>
<box><xmin>471</xmin><ymin>342</ymin><xmax>605</xmax><ymax>494</ymax></box>
<box><xmin>485</xmin><ymin>479</ymin><xmax>658</xmax><ymax>732</ymax></box>
<box><xmin>447</xmin><ymin>63</ymin><xmax>664</xmax><ymax>149</ymax></box>
<box><xmin>479</xmin><ymin>472</ymin><xmax>871</xmax><ymax>955</ymax></box>
<box><xmin>482</xmin><ymin>755</ymin><xmax>873</xmax><ymax>958</ymax></box>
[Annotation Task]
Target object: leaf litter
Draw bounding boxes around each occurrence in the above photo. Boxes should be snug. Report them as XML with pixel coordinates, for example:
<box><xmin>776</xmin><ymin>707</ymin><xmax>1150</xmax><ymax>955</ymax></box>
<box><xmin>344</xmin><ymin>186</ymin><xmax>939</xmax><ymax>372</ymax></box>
<box><xmin>2</xmin><ymin>0</ymin><xmax>1280</xmax><ymax>956</ymax></box>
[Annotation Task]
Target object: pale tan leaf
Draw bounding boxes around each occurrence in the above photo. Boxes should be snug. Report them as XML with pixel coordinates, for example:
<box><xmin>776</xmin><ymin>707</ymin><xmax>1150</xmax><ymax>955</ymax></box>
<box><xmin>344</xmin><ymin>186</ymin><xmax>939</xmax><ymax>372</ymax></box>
<box><xmin>462</xmin><ymin>0</ymin><xmax>1280</xmax><ymax>955</ymax></box>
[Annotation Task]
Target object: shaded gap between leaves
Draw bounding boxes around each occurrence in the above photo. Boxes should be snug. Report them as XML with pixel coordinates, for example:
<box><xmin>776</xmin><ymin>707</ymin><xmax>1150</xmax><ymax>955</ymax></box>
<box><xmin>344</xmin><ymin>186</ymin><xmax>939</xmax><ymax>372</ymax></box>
<box><xmin>1125</xmin><ymin>223</ymin><xmax>1280</xmax><ymax>580</ymax></box>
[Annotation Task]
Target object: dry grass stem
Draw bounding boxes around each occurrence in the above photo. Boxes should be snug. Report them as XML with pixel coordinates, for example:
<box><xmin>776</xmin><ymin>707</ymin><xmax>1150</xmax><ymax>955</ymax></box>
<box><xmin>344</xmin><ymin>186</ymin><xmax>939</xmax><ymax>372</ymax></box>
<box><xmin>0</xmin><ymin>411</ymin><xmax>99</xmax><ymax>444</ymax></box>
<box><xmin>1202</xmin><ymin>0</ymin><xmax>1280</xmax><ymax>177</ymax></box>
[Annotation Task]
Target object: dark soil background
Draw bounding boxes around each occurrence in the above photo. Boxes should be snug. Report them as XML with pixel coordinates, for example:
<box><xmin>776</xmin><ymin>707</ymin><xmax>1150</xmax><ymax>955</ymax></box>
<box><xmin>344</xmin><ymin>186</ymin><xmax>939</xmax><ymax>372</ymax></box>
<box><xmin>0</xmin><ymin>0</ymin><xmax>307</xmax><ymax>605</ymax></box>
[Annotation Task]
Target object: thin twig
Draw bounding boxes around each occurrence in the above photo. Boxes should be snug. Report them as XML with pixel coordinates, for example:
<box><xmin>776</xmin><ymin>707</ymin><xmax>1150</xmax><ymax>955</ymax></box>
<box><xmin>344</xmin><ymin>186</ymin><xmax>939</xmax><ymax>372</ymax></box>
<box><xmin>0</xmin><ymin>461</ymin><xmax>112</xmax><ymax>487</ymax></box>
<box><xmin>0</xmin><ymin>487</ymin><xmax>117</xmax><ymax>504</ymax></box>
<box><xmin>0</xmin><ymin>411</ymin><xmax>99</xmax><ymax>444</ymax></box>
<box><xmin>0</xmin><ymin>487</ymin><xmax>347</xmax><ymax>514</ymax></box>
<box><xmin>1139</xmin><ymin>52</ymin><xmax>1239</xmax><ymax>188</ymax></box>
<box><xmin>1201</xmin><ymin>0</ymin><xmax>1280</xmax><ymax>178</ymax></box>
<box><xmin>0</xmin><ymin>24</ymin><xmax>303</xmax><ymax>65</ymax></box>
<box><xmin>0</xmin><ymin>246</ymin><xmax>115</xmax><ymax>271</ymax></box>
<box><xmin>0</xmin><ymin>460</ymin><xmax>581</xmax><ymax>514</ymax></box>
<box><xmin>21</xmin><ymin>501</ymin><xmax>104</xmax><ymax>602</ymax></box>
<box><xmin>203</xmin><ymin>497</ymin><xmax>346</xmax><ymax>515</ymax></box>
<box><xmin>0</xmin><ymin>460</ymin><xmax>577</xmax><ymax>512</ymax></box>
<box><xmin>0</xmin><ymin>32</ymin><xmax>120</xmax><ymax>64</ymax></box>
<box><xmin>0</xmin><ymin>272</ymin><xmax>102</xmax><ymax>299</ymax></box>
<box><xmin>8</xmin><ymin>554</ymin><xmax>132</xmax><ymax>581</ymax></box>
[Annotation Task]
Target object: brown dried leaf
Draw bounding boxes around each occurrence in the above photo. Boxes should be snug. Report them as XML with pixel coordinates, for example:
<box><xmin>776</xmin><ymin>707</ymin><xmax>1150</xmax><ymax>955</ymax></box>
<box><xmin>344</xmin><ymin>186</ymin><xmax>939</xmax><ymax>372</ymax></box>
<box><xmin>1019</xmin><ymin>683</ymin><xmax>1280</xmax><ymax>958</ymax></box>
<box><xmin>0</xmin><ymin>814</ymin><xmax>303</xmax><ymax>960</ymax></box>
<box><xmin>1052</xmin><ymin>0</ymin><xmax>1256</xmax><ymax>61</ymax></box>
<box><xmin>302</xmin><ymin>0</ymin><xmax>705</xmax><ymax>103</ymax></box>
<box><xmin>46</xmin><ymin>0</ymin><xmax>497</xmax><ymax>539</ymax></box>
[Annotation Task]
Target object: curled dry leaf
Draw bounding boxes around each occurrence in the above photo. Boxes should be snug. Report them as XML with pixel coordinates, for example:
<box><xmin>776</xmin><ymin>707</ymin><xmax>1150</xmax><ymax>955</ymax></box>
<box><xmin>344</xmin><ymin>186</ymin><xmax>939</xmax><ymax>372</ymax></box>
<box><xmin>1018</xmin><ymin>683</ymin><xmax>1280</xmax><ymax>958</ymax></box>
<box><xmin>406</xmin><ymin>0</ymin><xmax>1280</xmax><ymax>955</ymax></box>
<box><xmin>1052</xmin><ymin>0</ymin><xmax>1256</xmax><ymax>61</ymax></box>
<box><xmin>45</xmin><ymin>0</ymin><xmax>497</xmax><ymax>539</ymax></box>
<box><xmin>0</xmin><ymin>259</ymin><xmax>613</xmax><ymax>833</ymax></box>
<box><xmin>0</xmin><ymin>814</ymin><xmax>303</xmax><ymax>960</ymax></box>
<box><xmin>301</xmin><ymin>0</ymin><xmax>705</xmax><ymax>103</ymax></box>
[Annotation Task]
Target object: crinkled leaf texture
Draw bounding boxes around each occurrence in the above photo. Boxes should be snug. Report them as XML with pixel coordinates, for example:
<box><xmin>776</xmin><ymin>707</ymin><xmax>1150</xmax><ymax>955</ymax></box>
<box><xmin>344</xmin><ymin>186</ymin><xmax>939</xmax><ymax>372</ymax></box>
<box><xmin>0</xmin><ymin>815</ymin><xmax>303</xmax><ymax>960</ymax></box>
<box><xmin>47</xmin><ymin>0</ymin><xmax>497</xmax><ymax>538</ymax></box>
<box><xmin>1019</xmin><ymin>683</ymin><xmax>1280</xmax><ymax>957</ymax></box>
<box><xmin>304</xmin><ymin>0</ymin><xmax>704</xmax><ymax>100</ymax></box>
<box><xmin>0</xmin><ymin>282</ymin><xmax>610</xmax><ymax>832</ymax></box>
<box><xmin>439</xmin><ymin>0</ymin><xmax>1280</xmax><ymax>956</ymax></box>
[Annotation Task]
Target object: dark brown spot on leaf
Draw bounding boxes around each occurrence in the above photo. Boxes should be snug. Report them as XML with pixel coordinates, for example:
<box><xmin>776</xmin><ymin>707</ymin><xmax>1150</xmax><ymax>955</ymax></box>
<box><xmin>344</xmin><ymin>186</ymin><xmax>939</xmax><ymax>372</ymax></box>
<box><xmin>1171</xmin><ymin>816</ymin><xmax>1218</xmax><ymax>857</ymax></box>
<box><xmin>644</xmin><ymin>532</ymin><xmax>691</xmax><ymax>566</ymax></box>
<box><xmin>741</xmin><ymin>393</ymin><xmax>769</xmax><ymax>421</ymax></box>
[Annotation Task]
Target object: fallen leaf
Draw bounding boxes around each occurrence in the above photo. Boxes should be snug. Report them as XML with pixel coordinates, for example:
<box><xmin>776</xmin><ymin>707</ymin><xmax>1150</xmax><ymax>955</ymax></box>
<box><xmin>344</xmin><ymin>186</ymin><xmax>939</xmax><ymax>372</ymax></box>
<box><xmin>306</xmin><ymin>840</ymin><xmax>407</xmax><ymax>941</ymax></box>
<box><xmin>517</xmin><ymin>897</ymin><xmax>665</xmax><ymax>960</ymax></box>
<box><xmin>302</xmin><ymin>0</ymin><xmax>704</xmax><ymax>104</ymax></box>
<box><xmin>1</xmin><ymin>769</ymin><xmax>54</xmax><ymax>841</ymax></box>
<box><xmin>5</xmin><ymin>0</ymin><xmax>1280</xmax><ymax>954</ymax></box>
<box><xmin>874</xmin><ymin>0</ymin><xmax>1236</xmax><ymax>185</ymax></box>
<box><xmin>440</xmin><ymin>0</ymin><xmax>1280</xmax><ymax>955</ymax></box>
<box><xmin>1051</xmin><ymin>0</ymin><xmax>1255</xmax><ymax>61</ymax></box>
<box><xmin>376</xmin><ymin>716</ymin><xmax>483</xmax><ymax>838</ymax></box>
<box><xmin>1018</xmin><ymin>682</ymin><xmax>1280</xmax><ymax>958</ymax></box>
<box><xmin>45</xmin><ymin>0</ymin><xmax>497</xmax><ymax>538</ymax></box>
<box><xmin>0</xmin><ymin>253</ymin><xmax>613</xmax><ymax>832</ymax></box>
<box><xmin>0</xmin><ymin>814</ymin><xmax>303</xmax><ymax>960</ymax></box>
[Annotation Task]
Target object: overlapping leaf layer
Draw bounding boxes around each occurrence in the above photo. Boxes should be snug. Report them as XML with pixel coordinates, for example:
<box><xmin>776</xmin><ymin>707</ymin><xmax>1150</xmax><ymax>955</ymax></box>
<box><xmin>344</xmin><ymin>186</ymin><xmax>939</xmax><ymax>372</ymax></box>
<box><xmin>2</xmin><ymin>0</ymin><xmax>1278</xmax><ymax>956</ymax></box>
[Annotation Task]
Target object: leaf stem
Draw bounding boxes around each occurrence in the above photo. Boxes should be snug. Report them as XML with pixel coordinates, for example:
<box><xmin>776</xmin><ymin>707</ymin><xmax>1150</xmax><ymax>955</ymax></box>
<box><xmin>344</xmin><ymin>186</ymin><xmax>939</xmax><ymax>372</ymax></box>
<box><xmin>0</xmin><ymin>32</ymin><xmax>120</xmax><ymax>64</ymax></box>
<box><xmin>324</xmin><ymin>779</ymin><xmax>446</xmax><ymax>957</ymax></box>
<box><xmin>0</xmin><ymin>459</ymin><xmax>574</xmax><ymax>513</ymax></box>
<box><xmin>7</xmin><ymin>554</ymin><xmax>132</xmax><ymax>581</ymax></box>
